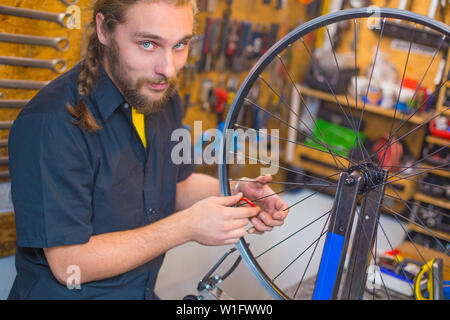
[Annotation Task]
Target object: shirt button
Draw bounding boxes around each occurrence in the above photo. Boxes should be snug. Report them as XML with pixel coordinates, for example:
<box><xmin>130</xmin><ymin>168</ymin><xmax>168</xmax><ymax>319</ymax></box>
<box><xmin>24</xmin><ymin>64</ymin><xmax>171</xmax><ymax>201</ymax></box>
<box><xmin>148</xmin><ymin>208</ymin><xmax>156</xmax><ymax>215</ymax></box>
<box><xmin>123</xmin><ymin>103</ymin><xmax>129</xmax><ymax>109</ymax></box>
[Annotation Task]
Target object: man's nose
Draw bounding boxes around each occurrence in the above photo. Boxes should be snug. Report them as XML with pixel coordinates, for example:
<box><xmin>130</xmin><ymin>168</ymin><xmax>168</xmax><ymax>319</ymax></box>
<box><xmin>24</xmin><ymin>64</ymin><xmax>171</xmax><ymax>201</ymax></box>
<box><xmin>154</xmin><ymin>50</ymin><xmax>176</xmax><ymax>80</ymax></box>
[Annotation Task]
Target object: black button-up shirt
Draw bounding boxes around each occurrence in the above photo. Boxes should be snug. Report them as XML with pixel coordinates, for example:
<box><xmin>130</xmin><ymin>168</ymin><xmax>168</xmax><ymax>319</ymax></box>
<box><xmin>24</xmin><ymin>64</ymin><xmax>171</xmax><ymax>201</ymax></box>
<box><xmin>7</xmin><ymin>62</ymin><xmax>195</xmax><ymax>299</ymax></box>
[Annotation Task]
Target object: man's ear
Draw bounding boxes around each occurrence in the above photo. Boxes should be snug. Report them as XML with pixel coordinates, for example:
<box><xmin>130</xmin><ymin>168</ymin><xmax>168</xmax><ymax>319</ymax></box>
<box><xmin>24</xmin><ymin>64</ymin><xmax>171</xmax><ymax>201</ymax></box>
<box><xmin>96</xmin><ymin>12</ymin><xmax>109</xmax><ymax>46</ymax></box>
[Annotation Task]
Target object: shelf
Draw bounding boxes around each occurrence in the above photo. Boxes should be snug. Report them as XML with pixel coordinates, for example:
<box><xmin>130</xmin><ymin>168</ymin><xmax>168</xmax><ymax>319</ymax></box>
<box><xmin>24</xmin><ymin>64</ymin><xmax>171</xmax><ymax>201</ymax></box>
<box><xmin>425</xmin><ymin>135</ymin><xmax>450</xmax><ymax>147</ymax></box>
<box><xmin>407</xmin><ymin>222</ymin><xmax>450</xmax><ymax>243</ymax></box>
<box><xmin>419</xmin><ymin>163</ymin><xmax>450</xmax><ymax>179</ymax></box>
<box><xmin>291</xmin><ymin>144</ymin><xmax>417</xmax><ymax>201</ymax></box>
<box><xmin>297</xmin><ymin>85</ymin><xmax>434</xmax><ymax>125</ymax></box>
<box><xmin>395</xmin><ymin>241</ymin><xmax>450</xmax><ymax>280</ymax></box>
<box><xmin>414</xmin><ymin>192</ymin><xmax>450</xmax><ymax>210</ymax></box>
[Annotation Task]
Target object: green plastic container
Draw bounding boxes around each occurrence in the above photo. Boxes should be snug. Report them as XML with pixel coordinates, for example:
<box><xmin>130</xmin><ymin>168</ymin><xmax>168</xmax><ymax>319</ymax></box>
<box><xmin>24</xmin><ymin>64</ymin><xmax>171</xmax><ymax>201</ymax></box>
<box><xmin>305</xmin><ymin>118</ymin><xmax>366</xmax><ymax>157</ymax></box>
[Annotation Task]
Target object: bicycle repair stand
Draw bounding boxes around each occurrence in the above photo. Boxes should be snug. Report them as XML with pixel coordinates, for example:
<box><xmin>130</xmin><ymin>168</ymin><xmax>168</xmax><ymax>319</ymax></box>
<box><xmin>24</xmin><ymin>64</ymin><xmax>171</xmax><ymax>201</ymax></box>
<box><xmin>313</xmin><ymin>166</ymin><xmax>388</xmax><ymax>300</ymax></box>
<box><xmin>184</xmin><ymin>165</ymin><xmax>388</xmax><ymax>300</ymax></box>
<box><xmin>183</xmin><ymin>247</ymin><xmax>241</xmax><ymax>300</ymax></box>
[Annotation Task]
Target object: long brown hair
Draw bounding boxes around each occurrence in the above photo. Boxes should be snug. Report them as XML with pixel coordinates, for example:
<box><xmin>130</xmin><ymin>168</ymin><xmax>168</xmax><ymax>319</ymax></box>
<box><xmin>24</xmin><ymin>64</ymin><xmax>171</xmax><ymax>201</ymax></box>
<box><xmin>67</xmin><ymin>0</ymin><xmax>198</xmax><ymax>133</ymax></box>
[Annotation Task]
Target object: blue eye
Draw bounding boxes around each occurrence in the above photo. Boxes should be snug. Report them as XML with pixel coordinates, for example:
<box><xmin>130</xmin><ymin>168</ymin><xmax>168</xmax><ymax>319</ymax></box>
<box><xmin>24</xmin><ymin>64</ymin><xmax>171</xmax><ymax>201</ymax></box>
<box><xmin>174</xmin><ymin>42</ymin><xmax>187</xmax><ymax>50</ymax></box>
<box><xmin>141</xmin><ymin>41</ymin><xmax>154</xmax><ymax>50</ymax></box>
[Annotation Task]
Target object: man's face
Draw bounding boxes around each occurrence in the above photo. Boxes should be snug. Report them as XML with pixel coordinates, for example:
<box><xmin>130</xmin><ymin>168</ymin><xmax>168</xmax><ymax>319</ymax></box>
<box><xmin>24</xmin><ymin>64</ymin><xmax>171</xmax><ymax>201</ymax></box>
<box><xmin>101</xmin><ymin>2</ymin><xmax>194</xmax><ymax>114</ymax></box>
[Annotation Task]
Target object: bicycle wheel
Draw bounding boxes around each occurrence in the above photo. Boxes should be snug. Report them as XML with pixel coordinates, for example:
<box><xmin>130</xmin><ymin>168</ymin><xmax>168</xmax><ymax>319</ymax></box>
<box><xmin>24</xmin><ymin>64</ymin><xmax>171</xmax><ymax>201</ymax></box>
<box><xmin>218</xmin><ymin>7</ymin><xmax>449</xmax><ymax>300</ymax></box>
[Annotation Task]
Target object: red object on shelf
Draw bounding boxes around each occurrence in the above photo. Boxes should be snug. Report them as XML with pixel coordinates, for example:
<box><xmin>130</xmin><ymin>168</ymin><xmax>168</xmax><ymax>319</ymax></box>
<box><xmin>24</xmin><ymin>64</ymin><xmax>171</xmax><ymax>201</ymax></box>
<box><xmin>429</xmin><ymin>118</ymin><xmax>450</xmax><ymax>140</ymax></box>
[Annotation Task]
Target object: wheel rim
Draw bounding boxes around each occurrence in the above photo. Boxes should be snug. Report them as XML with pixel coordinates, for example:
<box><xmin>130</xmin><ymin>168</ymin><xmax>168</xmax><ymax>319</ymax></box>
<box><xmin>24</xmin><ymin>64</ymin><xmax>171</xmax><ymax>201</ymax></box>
<box><xmin>218</xmin><ymin>7</ymin><xmax>449</xmax><ymax>300</ymax></box>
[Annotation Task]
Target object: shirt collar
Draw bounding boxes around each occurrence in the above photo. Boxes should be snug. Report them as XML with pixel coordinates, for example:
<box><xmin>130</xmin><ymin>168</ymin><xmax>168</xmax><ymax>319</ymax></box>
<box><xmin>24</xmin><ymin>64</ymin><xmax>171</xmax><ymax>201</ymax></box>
<box><xmin>93</xmin><ymin>63</ymin><xmax>126</xmax><ymax>122</ymax></box>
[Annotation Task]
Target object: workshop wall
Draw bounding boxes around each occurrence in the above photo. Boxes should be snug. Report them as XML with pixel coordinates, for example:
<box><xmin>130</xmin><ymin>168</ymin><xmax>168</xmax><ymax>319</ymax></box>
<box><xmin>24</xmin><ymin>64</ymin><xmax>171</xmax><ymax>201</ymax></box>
<box><xmin>0</xmin><ymin>0</ymin><xmax>311</xmax><ymax>255</ymax></box>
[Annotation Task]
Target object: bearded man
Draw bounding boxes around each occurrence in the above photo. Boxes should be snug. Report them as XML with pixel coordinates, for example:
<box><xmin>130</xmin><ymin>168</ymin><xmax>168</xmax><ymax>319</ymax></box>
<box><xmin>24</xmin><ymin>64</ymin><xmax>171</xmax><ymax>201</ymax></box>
<box><xmin>8</xmin><ymin>0</ymin><xmax>288</xmax><ymax>300</ymax></box>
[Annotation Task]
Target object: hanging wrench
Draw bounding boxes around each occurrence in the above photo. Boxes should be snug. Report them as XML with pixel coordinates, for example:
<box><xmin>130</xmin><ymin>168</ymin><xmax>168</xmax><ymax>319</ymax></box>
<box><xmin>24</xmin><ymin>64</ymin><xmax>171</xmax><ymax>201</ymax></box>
<box><xmin>59</xmin><ymin>0</ymin><xmax>79</xmax><ymax>5</ymax></box>
<box><xmin>0</xmin><ymin>5</ymin><xmax>73</xmax><ymax>28</ymax></box>
<box><xmin>0</xmin><ymin>79</ymin><xmax>49</xmax><ymax>90</ymax></box>
<box><xmin>0</xmin><ymin>100</ymin><xmax>29</xmax><ymax>108</ymax></box>
<box><xmin>0</xmin><ymin>56</ymin><xmax>67</xmax><ymax>73</ymax></box>
<box><xmin>0</xmin><ymin>32</ymin><xmax>69</xmax><ymax>51</ymax></box>
<box><xmin>0</xmin><ymin>121</ymin><xmax>13</xmax><ymax>129</ymax></box>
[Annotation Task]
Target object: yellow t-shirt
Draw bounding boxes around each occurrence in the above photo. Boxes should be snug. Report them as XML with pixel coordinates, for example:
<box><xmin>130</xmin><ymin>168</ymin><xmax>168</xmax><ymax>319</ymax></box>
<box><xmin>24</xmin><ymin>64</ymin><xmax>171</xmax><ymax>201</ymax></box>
<box><xmin>131</xmin><ymin>107</ymin><xmax>147</xmax><ymax>148</ymax></box>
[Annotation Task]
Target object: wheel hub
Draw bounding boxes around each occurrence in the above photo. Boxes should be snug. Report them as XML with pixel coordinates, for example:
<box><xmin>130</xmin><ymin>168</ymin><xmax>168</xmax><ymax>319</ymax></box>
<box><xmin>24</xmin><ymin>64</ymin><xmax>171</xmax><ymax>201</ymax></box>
<box><xmin>346</xmin><ymin>163</ymin><xmax>385</xmax><ymax>194</ymax></box>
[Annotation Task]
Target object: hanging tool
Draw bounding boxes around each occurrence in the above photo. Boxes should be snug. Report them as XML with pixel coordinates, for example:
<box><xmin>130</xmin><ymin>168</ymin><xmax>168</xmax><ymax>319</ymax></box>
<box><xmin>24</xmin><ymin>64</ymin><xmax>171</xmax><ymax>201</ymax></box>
<box><xmin>0</xmin><ymin>79</ymin><xmax>49</xmax><ymax>90</ymax></box>
<box><xmin>428</xmin><ymin>0</ymin><xmax>439</xmax><ymax>19</ymax></box>
<box><xmin>214</xmin><ymin>88</ymin><xmax>228</xmax><ymax>124</ymax></box>
<box><xmin>0</xmin><ymin>5</ymin><xmax>74</xmax><ymax>28</ymax></box>
<box><xmin>226</xmin><ymin>19</ymin><xmax>240</xmax><ymax>70</ymax></box>
<box><xmin>0</xmin><ymin>100</ymin><xmax>28</xmax><ymax>108</ymax></box>
<box><xmin>0</xmin><ymin>121</ymin><xmax>13</xmax><ymax>129</ymax></box>
<box><xmin>0</xmin><ymin>32</ymin><xmax>69</xmax><ymax>51</ymax></box>
<box><xmin>198</xmin><ymin>17</ymin><xmax>213</xmax><ymax>73</ymax></box>
<box><xmin>414</xmin><ymin>258</ymin><xmax>444</xmax><ymax>300</ymax></box>
<box><xmin>182</xmin><ymin>93</ymin><xmax>191</xmax><ymax>118</ymax></box>
<box><xmin>199</xmin><ymin>79</ymin><xmax>214</xmax><ymax>112</ymax></box>
<box><xmin>275</xmin><ymin>0</ymin><xmax>287</xmax><ymax>9</ymax></box>
<box><xmin>232</xmin><ymin>21</ymin><xmax>252</xmax><ymax>73</ymax></box>
<box><xmin>206</xmin><ymin>0</ymin><xmax>218</xmax><ymax>13</ymax></box>
<box><xmin>0</xmin><ymin>56</ymin><xmax>67</xmax><ymax>73</ymax></box>
<box><xmin>216</xmin><ymin>0</ymin><xmax>232</xmax><ymax>72</ymax></box>
<box><xmin>205</xmin><ymin>18</ymin><xmax>221</xmax><ymax>73</ymax></box>
<box><xmin>59</xmin><ymin>0</ymin><xmax>79</xmax><ymax>5</ymax></box>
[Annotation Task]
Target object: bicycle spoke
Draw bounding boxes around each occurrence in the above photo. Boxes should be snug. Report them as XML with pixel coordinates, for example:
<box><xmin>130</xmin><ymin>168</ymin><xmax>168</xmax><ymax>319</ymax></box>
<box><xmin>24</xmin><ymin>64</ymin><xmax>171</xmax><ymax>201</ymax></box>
<box><xmin>255</xmin><ymin>210</ymin><xmax>331</xmax><ymax>259</ymax></box>
<box><xmin>383</xmin><ymin>161</ymin><xmax>449</xmax><ymax>187</ymax></box>
<box><xmin>350</xmin><ymin>204</ymin><xmax>392</xmax><ymax>300</ymax></box>
<box><xmin>294</xmin><ymin>211</ymin><xmax>331</xmax><ymax>299</ymax></box>
<box><xmin>229</xmin><ymin>150</ymin><xmax>341</xmax><ymax>185</ymax></box>
<box><xmin>389</xmin><ymin>188</ymin><xmax>448</xmax><ymax>252</ymax></box>
<box><xmin>377</xmin><ymin>200</ymin><xmax>448</xmax><ymax>255</ymax></box>
<box><xmin>283</xmin><ymin>185</ymin><xmax>331</xmax><ymax>212</ymax></box>
<box><xmin>272</xmin><ymin>229</ymin><xmax>328</xmax><ymax>282</ymax></box>
<box><xmin>300</xmin><ymin>36</ymin><xmax>364</xmax><ymax>162</ymax></box>
<box><xmin>229</xmin><ymin>178</ymin><xmax>335</xmax><ymax>188</ymax></box>
<box><xmin>275</xmin><ymin>53</ymin><xmax>357</xmax><ymax>168</ymax></box>
<box><xmin>369</xmin><ymin>81</ymin><xmax>447</xmax><ymax>164</ymax></box>
<box><xmin>348</xmin><ymin>18</ymin><xmax>370</xmax><ymax>164</ymax></box>
<box><xmin>234</xmin><ymin>100</ymin><xmax>349</xmax><ymax>171</ymax></box>
<box><xmin>375</xmin><ymin>219</ymin><xmax>414</xmax><ymax>298</ymax></box>
<box><xmin>384</xmin><ymin>194</ymin><xmax>450</xmax><ymax>219</ymax></box>
<box><xmin>379</xmin><ymin>24</ymin><xmax>417</xmax><ymax>168</ymax></box>
<box><xmin>386</xmin><ymin>143</ymin><xmax>449</xmax><ymax>180</ymax></box>
<box><xmin>324</xmin><ymin>26</ymin><xmax>357</xmax><ymax>131</ymax></box>
<box><xmin>256</xmin><ymin>75</ymin><xmax>348</xmax><ymax>170</ymax></box>
<box><xmin>373</xmin><ymin>108</ymin><xmax>450</xmax><ymax>169</ymax></box>
<box><xmin>234</xmin><ymin>123</ymin><xmax>354</xmax><ymax>166</ymax></box>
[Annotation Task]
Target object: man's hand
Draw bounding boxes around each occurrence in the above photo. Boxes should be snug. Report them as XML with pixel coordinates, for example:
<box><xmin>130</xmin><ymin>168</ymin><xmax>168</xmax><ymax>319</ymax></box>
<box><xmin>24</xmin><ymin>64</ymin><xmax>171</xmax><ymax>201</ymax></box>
<box><xmin>180</xmin><ymin>192</ymin><xmax>260</xmax><ymax>246</ymax></box>
<box><xmin>236</xmin><ymin>175</ymin><xmax>289</xmax><ymax>234</ymax></box>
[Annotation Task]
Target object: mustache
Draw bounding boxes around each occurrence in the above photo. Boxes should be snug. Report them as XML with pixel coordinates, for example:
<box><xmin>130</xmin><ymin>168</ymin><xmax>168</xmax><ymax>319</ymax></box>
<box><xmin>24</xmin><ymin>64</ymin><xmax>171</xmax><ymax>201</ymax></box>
<box><xmin>136</xmin><ymin>76</ymin><xmax>177</xmax><ymax>90</ymax></box>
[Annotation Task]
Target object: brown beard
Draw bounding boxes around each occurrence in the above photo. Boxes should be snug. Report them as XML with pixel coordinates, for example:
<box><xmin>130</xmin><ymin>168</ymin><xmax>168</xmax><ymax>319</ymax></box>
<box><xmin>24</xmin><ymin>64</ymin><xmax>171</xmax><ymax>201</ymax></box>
<box><xmin>104</xmin><ymin>37</ymin><xmax>177</xmax><ymax>115</ymax></box>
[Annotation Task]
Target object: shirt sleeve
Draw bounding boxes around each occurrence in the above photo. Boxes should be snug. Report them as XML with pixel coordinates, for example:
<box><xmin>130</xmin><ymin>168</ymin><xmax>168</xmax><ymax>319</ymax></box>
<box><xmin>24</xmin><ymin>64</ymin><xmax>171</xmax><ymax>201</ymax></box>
<box><xmin>9</xmin><ymin>112</ymin><xmax>94</xmax><ymax>248</ymax></box>
<box><xmin>171</xmin><ymin>93</ymin><xmax>196</xmax><ymax>183</ymax></box>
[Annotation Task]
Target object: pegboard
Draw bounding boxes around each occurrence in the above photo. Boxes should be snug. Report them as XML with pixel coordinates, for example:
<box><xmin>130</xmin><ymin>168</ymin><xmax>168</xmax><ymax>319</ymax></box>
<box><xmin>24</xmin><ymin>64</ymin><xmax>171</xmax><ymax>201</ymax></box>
<box><xmin>0</xmin><ymin>0</ymin><xmax>94</xmax><ymax>179</ymax></box>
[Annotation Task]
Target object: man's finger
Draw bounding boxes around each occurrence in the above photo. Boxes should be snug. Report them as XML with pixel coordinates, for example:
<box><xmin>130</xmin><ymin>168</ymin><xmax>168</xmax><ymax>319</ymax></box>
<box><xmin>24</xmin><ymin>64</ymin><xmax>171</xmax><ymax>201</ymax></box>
<box><xmin>215</xmin><ymin>192</ymin><xmax>244</xmax><ymax>206</ymax></box>
<box><xmin>258</xmin><ymin>211</ymin><xmax>284</xmax><ymax>227</ymax></box>
<box><xmin>250</xmin><ymin>217</ymin><xmax>273</xmax><ymax>232</ymax></box>
<box><xmin>228</xmin><ymin>206</ymin><xmax>260</xmax><ymax>219</ymax></box>
<box><xmin>256</xmin><ymin>174</ymin><xmax>272</xmax><ymax>184</ymax></box>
